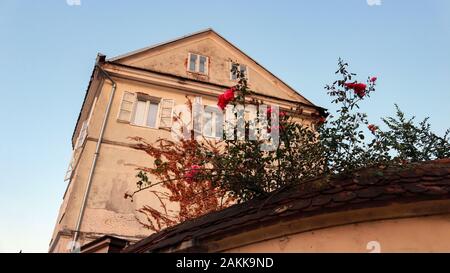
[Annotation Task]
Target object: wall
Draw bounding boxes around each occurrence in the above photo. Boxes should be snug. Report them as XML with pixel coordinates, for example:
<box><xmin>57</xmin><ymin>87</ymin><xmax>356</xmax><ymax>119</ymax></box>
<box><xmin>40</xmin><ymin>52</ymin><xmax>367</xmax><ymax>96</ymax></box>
<box><xmin>119</xmin><ymin>32</ymin><xmax>308</xmax><ymax>103</ymax></box>
<box><xmin>227</xmin><ymin>213</ymin><xmax>450</xmax><ymax>253</ymax></box>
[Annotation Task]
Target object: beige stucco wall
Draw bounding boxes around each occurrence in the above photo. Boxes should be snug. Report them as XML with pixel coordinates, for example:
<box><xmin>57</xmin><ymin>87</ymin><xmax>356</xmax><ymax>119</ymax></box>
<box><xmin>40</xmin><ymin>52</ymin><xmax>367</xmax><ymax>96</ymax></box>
<box><xmin>226</xmin><ymin>213</ymin><xmax>450</xmax><ymax>253</ymax></box>
<box><xmin>51</xmin><ymin>79</ymin><xmax>189</xmax><ymax>251</ymax></box>
<box><xmin>119</xmin><ymin>33</ymin><xmax>307</xmax><ymax>102</ymax></box>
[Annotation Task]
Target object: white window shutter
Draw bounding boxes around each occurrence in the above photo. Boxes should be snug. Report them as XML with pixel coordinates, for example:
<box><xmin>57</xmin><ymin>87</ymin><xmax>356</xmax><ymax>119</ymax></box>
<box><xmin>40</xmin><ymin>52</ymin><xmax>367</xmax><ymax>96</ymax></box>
<box><xmin>159</xmin><ymin>99</ymin><xmax>175</xmax><ymax>128</ymax></box>
<box><xmin>192</xmin><ymin>97</ymin><xmax>203</xmax><ymax>136</ymax></box>
<box><xmin>64</xmin><ymin>152</ymin><xmax>75</xmax><ymax>181</ymax></box>
<box><xmin>118</xmin><ymin>91</ymin><xmax>136</xmax><ymax>123</ymax></box>
<box><xmin>65</xmin><ymin>120</ymin><xmax>88</xmax><ymax>181</ymax></box>
<box><xmin>74</xmin><ymin>120</ymin><xmax>88</xmax><ymax>150</ymax></box>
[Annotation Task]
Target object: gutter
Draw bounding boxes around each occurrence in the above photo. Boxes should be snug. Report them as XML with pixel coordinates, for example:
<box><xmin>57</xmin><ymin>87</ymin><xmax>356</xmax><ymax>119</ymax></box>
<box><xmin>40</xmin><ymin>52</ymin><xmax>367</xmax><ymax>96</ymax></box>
<box><xmin>71</xmin><ymin>54</ymin><xmax>117</xmax><ymax>252</ymax></box>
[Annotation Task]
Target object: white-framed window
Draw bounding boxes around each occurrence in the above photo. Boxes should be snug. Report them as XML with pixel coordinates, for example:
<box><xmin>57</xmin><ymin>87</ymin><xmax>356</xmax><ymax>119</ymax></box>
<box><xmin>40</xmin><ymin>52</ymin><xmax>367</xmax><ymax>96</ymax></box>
<box><xmin>117</xmin><ymin>91</ymin><xmax>175</xmax><ymax>129</ymax></box>
<box><xmin>230</xmin><ymin>63</ymin><xmax>248</xmax><ymax>81</ymax></box>
<box><xmin>203</xmin><ymin>106</ymin><xmax>223</xmax><ymax>139</ymax></box>
<box><xmin>132</xmin><ymin>99</ymin><xmax>159</xmax><ymax>128</ymax></box>
<box><xmin>187</xmin><ymin>53</ymin><xmax>209</xmax><ymax>75</ymax></box>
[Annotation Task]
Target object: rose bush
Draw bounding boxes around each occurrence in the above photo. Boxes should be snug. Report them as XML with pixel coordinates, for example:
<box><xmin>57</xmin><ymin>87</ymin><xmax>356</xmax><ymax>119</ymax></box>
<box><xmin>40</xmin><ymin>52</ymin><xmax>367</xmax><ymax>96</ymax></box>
<box><xmin>126</xmin><ymin>59</ymin><xmax>450</xmax><ymax>230</ymax></box>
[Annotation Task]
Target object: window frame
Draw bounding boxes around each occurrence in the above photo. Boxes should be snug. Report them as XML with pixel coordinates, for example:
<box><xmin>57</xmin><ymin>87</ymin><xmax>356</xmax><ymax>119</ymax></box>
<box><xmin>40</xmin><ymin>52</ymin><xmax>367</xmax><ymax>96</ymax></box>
<box><xmin>130</xmin><ymin>94</ymin><xmax>162</xmax><ymax>129</ymax></box>
<box><xmin>230</xmin><ymin>63</ymin><xmax>249</xmax><ymax>81</ymax></box>
<box><xmin>187</xmin><ymin>53</ymin><xmax>209</xmax><ymax>75</ymax></box>
<box><xmin>203</xmin><ymin>106</ymin><xmax>222</xmax><ymax>139</ymax></box>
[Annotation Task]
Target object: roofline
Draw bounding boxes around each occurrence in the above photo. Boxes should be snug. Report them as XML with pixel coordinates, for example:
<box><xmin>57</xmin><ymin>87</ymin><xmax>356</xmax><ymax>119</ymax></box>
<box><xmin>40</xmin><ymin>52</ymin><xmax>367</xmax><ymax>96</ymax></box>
<box><xmin>80</xmin><ymin>235</ymin><xmax>129</xmax><ymax>252</ymax></box>
<box><xmin>71</xmin><ymin>65</ymin><xmax>98</xmax><ymax>148</ymax></box>
<box><xmin>108</xmin><ymin>28</ymin><xmax>214</xmax><ymax>62</ymax></box>
<box><xmin>107</xmin><ymin>28</ymin><xmax>320</xmax><ymax>108</ymax></box>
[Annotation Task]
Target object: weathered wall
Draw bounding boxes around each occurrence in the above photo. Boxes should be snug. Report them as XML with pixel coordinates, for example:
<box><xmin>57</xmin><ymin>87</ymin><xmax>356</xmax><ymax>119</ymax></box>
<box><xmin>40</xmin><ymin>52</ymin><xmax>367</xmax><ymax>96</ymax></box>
<box><xmin>227</xmin><ymin>213</ymin><xmax>450</xmax><ymax>253</ymax></box>
<box><xmin>118</xmin><ymin>32</ymin><xmax>308</xmax><ymax>102</ymax></box>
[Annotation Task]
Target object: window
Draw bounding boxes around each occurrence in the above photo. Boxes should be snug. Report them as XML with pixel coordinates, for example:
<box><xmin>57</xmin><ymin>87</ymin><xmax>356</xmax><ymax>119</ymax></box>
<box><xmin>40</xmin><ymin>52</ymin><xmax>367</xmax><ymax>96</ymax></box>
<box><xmin>188</xmin><ymin>53</ymin><xmax>209</xmax><ymax>75</ymax></box>
<box><xmin>132</xmin><ymin>98</ymin><xmax>160</xmax><ymax>128</ymax></box>
<box><xmin>203</xmin><ymin>107</ymin><xmax>223</xmax><ymax>138</ymax></box>
<box><xmin>118</xmin><ymin>92</ymin><xmax>175</xmax><ymax>129</ymax></box>
<box><xmin>231</xmin><ymin>64</ymin><xmax>248</xmax><ymax>80</ymax></box>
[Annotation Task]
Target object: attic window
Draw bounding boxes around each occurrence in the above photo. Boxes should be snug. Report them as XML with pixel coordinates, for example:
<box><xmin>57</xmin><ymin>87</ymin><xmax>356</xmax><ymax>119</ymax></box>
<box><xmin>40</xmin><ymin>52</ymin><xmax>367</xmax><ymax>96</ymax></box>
<box><xmin>188</xmin><ymin>53</ymin><xmax>209</xmax><ymax>75</ymax></box>
<box><xmin>231</xmin><ymin>64</ymin><xmax>248</xmax><ymax>80</ymax></box>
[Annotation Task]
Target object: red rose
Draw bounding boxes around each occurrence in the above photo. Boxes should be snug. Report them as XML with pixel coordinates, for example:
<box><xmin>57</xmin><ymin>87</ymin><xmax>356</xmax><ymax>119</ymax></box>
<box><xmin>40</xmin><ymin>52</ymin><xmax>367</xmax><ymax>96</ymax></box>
<box><xmin>355</xmin><ymin>83</ymin><xmax>367</xmax><ymax>90</ymax></box>
<box><xmin>368</xmin><ymin>124</ymin><xmax>378</xmax><ymax>133</ymax></box>
<box><xmin>354</xmin><ymin>89</ymin><xmax>366</xmax><ymax>98</ymax></box>
<box><xmin>185</xmin><ymin>165</ymin><xmax>201</xmax><ymax>183</ymax></box>
<box><xmin>217</xmin><ymin>87</ymin><xmax>236</xmax><ymax>110</ymax></box>
<box><xmin>318</xmin><ymin>117</ymin><xmax>327</xmax><ymax>124</ymax></box>
<box><xmin>223</xmin><ymin>89</ymin><xmax>235</xmax><ymax>101</ymax></box>
<box><xmin>217</xmin><ymin>94</ymin><xmax>227</xmax><ymax>110</ymax></box>
<box><xmin>370</xmin><ymin>77</ymin><xmax>377</xmax><ymax>83</ymax></box>
<box><xmin>345</xmin><ymin>82</ymin><xmax>367</xmax><ymax>98</ymax></box>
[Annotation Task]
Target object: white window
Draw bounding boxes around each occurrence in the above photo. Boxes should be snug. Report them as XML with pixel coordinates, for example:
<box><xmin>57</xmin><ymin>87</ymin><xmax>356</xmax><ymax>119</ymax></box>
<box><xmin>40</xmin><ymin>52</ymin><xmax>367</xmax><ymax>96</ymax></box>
<box><xmin>132</xmin><ymin>97</ymin><xmax>160</xmax><ymax>128</ymax></box>
<box><xmin>188</xmin><ymin>53</ymin><xmax>209</xmax><ymax>75</ymax></box>
<box><xmin>203</xmin><ymin>106</ymin><xmax>223</xmax><ymax>138</ymax></box>
<box><xmin>231</xmin><ymin>64</ymin><xmax>248</xmax><ymax>80</ymax></box>
<box><xmin>118</xmin><ymin>92</ymin><xmax>174</xmax><ymax>129</ymax></box>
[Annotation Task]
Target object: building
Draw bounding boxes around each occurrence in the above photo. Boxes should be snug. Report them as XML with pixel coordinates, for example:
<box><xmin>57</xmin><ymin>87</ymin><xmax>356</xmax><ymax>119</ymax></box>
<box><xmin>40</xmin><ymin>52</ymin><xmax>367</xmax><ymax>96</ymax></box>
<box><xmin>112</xmin><ymin>159</ymin><xmax>450</xmax><ymax>253</ymax></box>
<box><xmin>49</xmin><ymin>29</ymin><xmax>325</xmax><ymax>253</ymax></box>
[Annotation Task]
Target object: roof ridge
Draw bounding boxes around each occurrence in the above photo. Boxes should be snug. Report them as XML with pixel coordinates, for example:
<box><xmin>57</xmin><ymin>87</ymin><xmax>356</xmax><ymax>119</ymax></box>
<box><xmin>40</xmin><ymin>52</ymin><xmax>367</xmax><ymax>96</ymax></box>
<box><xmin>107</xmin><ymin>28</ymin><xmax>215</xmax><ymax>62</ymax></box>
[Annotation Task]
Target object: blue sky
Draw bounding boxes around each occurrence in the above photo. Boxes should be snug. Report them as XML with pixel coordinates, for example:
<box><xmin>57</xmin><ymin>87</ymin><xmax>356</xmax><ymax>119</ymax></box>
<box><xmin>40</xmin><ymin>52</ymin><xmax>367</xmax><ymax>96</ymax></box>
<box><xmin>0</xmin><ymin>0</ymin><xmax>449</xmax><ymax>252</ymax></box>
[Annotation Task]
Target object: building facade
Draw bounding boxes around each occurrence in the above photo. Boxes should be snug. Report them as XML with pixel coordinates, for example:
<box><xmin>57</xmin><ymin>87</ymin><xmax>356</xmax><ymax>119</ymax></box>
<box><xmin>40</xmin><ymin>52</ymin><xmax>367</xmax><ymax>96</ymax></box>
<box><xmin>49</xmin><ymin>29</ymin><xmax>324</xmax><ymax>253</ymax></box>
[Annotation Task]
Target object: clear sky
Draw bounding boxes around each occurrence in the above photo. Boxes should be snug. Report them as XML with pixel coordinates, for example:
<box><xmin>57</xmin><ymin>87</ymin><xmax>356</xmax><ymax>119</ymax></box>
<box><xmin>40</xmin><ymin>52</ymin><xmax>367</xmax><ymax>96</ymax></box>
<box><xmin>0</xmin><ymin>0</ymin><xmax>449</xmax><ymax>252</ymax></box>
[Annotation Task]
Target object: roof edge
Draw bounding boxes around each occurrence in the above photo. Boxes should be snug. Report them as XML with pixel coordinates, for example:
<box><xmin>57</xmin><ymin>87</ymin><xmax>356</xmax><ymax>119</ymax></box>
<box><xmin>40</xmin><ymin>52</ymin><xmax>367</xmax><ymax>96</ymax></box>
<box><xmin>108</xmin><ymin>28</ymin><xmax>214</xmax><ymax>62</ymax></box>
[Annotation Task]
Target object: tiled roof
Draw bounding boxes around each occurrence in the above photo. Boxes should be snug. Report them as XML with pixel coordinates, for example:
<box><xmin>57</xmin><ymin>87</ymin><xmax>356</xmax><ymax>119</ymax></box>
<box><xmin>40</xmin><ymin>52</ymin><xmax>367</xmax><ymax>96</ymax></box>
<box><xmin>123</xmin><ymin>159</ymin><xmax>450</xmax><ymax>253</ymax></box>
